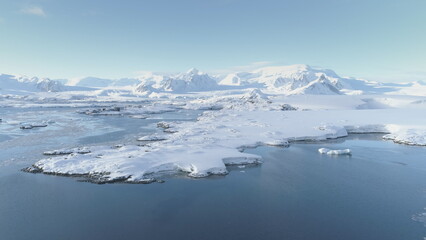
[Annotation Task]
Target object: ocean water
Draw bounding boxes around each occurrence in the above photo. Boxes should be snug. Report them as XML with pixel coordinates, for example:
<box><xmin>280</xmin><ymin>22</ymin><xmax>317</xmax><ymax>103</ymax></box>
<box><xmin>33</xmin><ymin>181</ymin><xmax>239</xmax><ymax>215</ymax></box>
<box><xmin>0</xmin><ymin>107</ymin><xmax>425</xmax><ymax>240</ymax></box>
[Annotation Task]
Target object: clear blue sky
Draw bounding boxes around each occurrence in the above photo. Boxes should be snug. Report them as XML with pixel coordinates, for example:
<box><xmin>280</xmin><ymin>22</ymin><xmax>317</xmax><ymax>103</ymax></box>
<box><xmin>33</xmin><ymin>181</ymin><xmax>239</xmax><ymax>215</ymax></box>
<box><xmin>0</xmin><ymin>0</ymin><xmax>425</xmax><ymax>82</ymax></box>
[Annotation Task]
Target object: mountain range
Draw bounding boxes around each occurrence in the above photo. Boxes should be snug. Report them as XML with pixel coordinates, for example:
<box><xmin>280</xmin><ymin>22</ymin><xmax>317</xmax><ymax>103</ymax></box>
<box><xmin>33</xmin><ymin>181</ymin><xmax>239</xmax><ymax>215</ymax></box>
<box><xmin>1</xmin><ymin>64</ymin><xmax>424</xmax><ymax>96</ymax></box>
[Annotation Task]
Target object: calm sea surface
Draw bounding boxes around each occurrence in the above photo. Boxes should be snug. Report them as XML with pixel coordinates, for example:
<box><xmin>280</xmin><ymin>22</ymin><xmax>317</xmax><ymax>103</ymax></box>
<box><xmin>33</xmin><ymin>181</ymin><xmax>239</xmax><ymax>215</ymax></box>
<box><xmin>0</xmin><ymin>107</ymin><xmax>425</xmax><ymax>240</ymax></box>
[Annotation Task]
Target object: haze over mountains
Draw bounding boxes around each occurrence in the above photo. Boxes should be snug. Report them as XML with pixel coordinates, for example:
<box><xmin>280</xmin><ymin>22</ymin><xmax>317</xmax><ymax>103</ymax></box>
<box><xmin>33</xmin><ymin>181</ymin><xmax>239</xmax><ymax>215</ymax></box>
<box><xmin>0</xmin><ymin>74</ymin><xmax>63</xmax><ymax>93</ymax></box>
<box><xmin>1</xmin><ymin>64</ymin><xmax>425</xmax><ymax>96</ymax></box>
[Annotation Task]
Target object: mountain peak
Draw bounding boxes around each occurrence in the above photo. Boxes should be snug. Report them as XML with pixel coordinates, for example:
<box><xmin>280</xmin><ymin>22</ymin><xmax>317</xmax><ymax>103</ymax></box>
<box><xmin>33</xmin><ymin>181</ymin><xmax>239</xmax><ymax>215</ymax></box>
<box><xmin>186</xmin><ymin>68</ymin><xmax>200</xmax><ymax>75</ymax></box>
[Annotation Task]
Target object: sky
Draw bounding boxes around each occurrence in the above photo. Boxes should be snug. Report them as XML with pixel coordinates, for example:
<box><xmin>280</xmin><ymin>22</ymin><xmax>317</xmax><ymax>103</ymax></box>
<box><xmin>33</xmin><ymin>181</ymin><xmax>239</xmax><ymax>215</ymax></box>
<box><xmin>0</xmin><ymin>0</ymin><xmax>425</xmax><ymax>82</ymax></box>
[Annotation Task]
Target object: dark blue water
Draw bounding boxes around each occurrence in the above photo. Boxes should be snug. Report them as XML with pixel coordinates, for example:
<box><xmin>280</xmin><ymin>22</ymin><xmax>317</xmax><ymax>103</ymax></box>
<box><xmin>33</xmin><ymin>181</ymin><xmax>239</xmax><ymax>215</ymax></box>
<box><xmin>0</xmin><ymin>107</ymin><xmax>425</xmax><ymax>240</ymax></box>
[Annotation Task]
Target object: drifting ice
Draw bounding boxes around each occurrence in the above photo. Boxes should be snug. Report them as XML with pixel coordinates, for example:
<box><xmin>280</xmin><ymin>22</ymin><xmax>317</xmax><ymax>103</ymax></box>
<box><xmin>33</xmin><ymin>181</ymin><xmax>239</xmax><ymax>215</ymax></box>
<box><xmin>318</xmin><ymin>148</ymin><xmax>352</xmax><ymax>155</ymax></box>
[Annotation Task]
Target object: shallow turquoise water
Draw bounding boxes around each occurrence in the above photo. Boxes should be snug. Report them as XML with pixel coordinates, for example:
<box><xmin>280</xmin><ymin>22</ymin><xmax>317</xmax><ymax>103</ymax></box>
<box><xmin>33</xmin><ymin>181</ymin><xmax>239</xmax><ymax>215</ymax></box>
<box><xmin>0</xmin><ymin>107</ymin><xmax>425</xmax><ymax>240</ymax></box>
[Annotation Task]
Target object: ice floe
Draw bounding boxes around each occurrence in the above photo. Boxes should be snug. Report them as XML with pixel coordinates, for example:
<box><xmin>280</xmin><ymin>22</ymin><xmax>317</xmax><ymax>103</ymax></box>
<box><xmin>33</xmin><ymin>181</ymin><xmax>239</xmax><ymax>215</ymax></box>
<box><xmin>19</xmin><ymin>122</ymin><xmax>49</xmax><ymax>129</ymax></box>
<box><xmin>318</xmin><ymin>148</ymin><xmax>352</xmax><ymax>155</ymax></box>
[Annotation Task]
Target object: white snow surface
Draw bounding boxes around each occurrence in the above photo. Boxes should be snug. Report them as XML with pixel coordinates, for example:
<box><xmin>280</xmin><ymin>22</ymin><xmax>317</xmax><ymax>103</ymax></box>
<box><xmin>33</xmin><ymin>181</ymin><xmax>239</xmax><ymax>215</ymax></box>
<box><xmin>31</xmin><ymin>101</ymin><xmax>426</xmax><ymax>182</ymax></box>
<box><xmin>3</xmin><ymin>64</ymin><xmax>426</xmax><ymax>182</ymax></box>
<box><xmin>34</xmin><ymin>145</ymin><xmax>261</xmax><ymax>181</ymax></box>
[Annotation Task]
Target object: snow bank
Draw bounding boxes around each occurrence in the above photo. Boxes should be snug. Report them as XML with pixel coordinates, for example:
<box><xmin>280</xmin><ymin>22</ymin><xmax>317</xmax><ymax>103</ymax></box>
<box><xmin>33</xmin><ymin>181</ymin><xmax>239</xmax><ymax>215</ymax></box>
<box><xmin>383</xmin><ymin>130</ymin><xmax>426</xmax><ymax>146</ymax></box>
<box><xmin>137</xmin><ymin>134</ymin><xmax>168</xmax><ymax>142</ymax></box>
<box><xmin>43</xmin><ymin>147</ymin><xmax>91</xmax><ymax>156</ymax></box>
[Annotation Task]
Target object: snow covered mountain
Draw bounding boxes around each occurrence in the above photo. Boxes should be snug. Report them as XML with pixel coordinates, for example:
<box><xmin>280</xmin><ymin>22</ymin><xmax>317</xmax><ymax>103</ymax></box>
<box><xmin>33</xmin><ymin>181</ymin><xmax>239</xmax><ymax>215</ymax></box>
<box><xmin>218</xmin><ymin>64</ymin><xmax>345</xmax><ymax>94</ymax></box>
<box><xmin>287</xmin><ymin>75</ymin><xmax>342</xmax><ymax>95</ymax></box>
<box><xmin>0</xmin><ymin>74</ymin><xmax>63</xmax><ymax>93</ymax></box>
<box><xmin>215</xmin><ymin>64</ymin><xmax>426</xmax><ymax>95</ymax></box>
<box><xmin>68</xmin><ymin>77</ymin><xmax>141</xmax><ymax>88</ymax></box>
<box><xmin>161</xmin><ymin>68</ymin><xmax>219</xmax><ymax>92</ymax></box>
<box><xmin>1</xmin><ymin>64</ymin><xmax>424</xmax><ymax>96</ymax></box>
<box><xmin>136</xmin><ymin>68</ymin><xmax>219</xmax><ymax>93</ymax></box>
<box><xmin>135</xmin><ymin>65</ymin><xmax>348</xmax><ymax>95</ymax></box>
